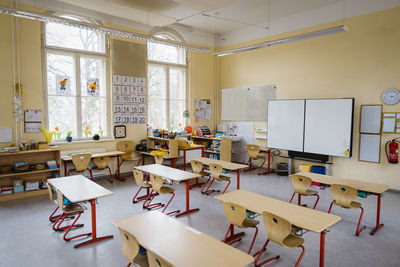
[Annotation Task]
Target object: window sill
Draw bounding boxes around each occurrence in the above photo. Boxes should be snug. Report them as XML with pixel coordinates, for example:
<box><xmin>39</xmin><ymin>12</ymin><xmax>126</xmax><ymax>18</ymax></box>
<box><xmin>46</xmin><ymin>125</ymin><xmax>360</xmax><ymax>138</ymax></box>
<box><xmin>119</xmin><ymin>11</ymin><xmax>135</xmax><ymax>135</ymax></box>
<box><xmin>50</xmin><ymin>138</ymin><xmax>115</xmax><ymax>145</ymax></box>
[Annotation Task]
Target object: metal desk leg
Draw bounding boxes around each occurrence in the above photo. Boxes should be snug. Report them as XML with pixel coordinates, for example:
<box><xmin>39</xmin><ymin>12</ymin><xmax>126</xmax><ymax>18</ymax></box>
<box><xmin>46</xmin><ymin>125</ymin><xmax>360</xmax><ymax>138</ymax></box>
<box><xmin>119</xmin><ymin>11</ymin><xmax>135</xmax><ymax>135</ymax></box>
<box><xmin>370</xmin><ymin>193</ymin><xmax>384</xmax><ymax>235</ymax></box>
<box><xmin>176</xmin><ymin>180</ymin><xmax>200</xmax><ymax>217</ymax></box>
<box><xmin>320</xmin><ymin>230</ymin><xmax>326</xmax><ymax>267</ymax></box>
<box><xmin>236</xmin><ymin>170</ymin><xmax>240</xmax><ymax>190</ymax></box>
<box><xmin>74</xmin><ymin>199</ymin><xmax>113</xmax><ymax>248</ymax></box>
<box><xmin>64</xmin><ymin>161</ymin><xmax>68</xmax><ymax>176</ymax></box>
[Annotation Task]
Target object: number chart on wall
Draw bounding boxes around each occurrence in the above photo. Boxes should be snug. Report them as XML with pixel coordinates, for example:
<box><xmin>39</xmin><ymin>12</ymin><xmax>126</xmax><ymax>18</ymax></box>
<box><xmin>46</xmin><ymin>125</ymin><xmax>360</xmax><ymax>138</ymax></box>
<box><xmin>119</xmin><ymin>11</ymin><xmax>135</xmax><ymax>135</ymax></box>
<box><xmin>113</xmin><ymin>75</ymin><xmax>146</xmax><ymax>124</ymax></box>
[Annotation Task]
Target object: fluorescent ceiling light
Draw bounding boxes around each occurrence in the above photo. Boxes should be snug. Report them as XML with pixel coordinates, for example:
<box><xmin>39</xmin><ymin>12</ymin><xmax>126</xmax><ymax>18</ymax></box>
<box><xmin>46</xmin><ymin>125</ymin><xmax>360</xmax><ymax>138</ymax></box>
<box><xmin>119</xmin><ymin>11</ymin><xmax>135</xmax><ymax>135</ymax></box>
<box><xmin>214</xmin><ymin>25</ymin><xmax>348</xmax><ymax>57</ymax></box>
<box><xmin>0</xmin><ymin>5</ymin><xmax>209</xmax><ymax>53</ymax></box>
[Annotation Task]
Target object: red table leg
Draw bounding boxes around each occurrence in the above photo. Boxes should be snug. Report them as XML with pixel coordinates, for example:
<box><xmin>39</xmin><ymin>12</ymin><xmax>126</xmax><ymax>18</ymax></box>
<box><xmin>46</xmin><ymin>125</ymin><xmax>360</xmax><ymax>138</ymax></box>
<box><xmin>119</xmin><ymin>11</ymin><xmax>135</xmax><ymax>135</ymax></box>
<box><xmin>176</xmin><ymin>180</ymin><xmax>200</xmax><ymax>217</ymax></box>
<box><xmin>173</xmin><ymin>159</ymin><xmax>176</xmax><ymax>168</ymax></box>
<box><xmin>370</xmin><ymin>193</ymin><xmax>384</xmax><ymax>235</ymax></box>
<box><xmin>117</xmin><ymin>156</ymin><xmax>121</xmax><ymax>179</ymax></box>
<box><xmin>236</xmin><ymin>170</ymin><xmax>240</xmax><ymax>190</ymax></box>
<box><xmin>74</xmin><ymin>199</ymin><xmax>113</xmax><ymax>248</ymax></box>
<box><xmin>320</xmin><ymin>230</ymin><xmax>326</xmax><ymax>267</ymax></box>
<box><xmin>183</xmin><ymin>150</ymin><xmax>186</xmax><ymax>171</ymax></box>
<box><xmin>64</xmin><ymin>160</ymin><xmax>68</xmax><ymax>176</ymax></box>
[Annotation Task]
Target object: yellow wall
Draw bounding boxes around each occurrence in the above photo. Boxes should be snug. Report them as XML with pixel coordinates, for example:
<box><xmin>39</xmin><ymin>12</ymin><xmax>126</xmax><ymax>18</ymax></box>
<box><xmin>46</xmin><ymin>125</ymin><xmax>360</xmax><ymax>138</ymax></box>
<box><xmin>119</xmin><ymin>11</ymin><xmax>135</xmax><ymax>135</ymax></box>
<box><xmin>0</xmin><ymin>2</ymin><xmax>215</xmax><ymax>173</ymax></box>
<box><xmin>218</xmin><ymin>7</ymin><xmax>400</xmax><ymax>189</ymax></box>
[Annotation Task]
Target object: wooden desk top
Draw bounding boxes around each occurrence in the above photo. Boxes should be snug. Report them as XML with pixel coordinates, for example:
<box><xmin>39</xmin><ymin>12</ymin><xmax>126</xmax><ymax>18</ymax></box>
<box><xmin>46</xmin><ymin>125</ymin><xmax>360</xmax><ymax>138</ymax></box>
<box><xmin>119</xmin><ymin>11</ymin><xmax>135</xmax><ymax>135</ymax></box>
<box><xmin>113</xmin><ymin>211</ymin><xmax>254</xmax><ymax>267</ymax></box>
<box><xmin>216</xmin><ymin>190</ymin><xmax>341</xmax><ymax>233</ymax></box>
<box><xmin>192</xmin><ymin>157</ymin><xmax>248</xmax><ymax>170</ymax></box>
<box><xmin>259</xmin><ymin>146</ymin><xmax>270</xmax><ymax>152</ymax></box>
<box><xmin>136</xmin><ymin>151</ymin><xmax>183</xmax><ymax>159</ymax></box>
<box><xmin>135</xmin><ymin>164</ymin><xmax>200</xmax><ymax>182</ymax></box>
<box><xmin>61</xmin><ymin>151</ymin><xmax>125</xmax><ymax>161</ymax></box>
<box><xmin>294</xmin><ymin>172</ymin><xmax>390</xmax><ymax>194</ymax></box>
<box><xmin>48</xmin><ymin>175</ymin><xmax>114</xmax><ymax>202</ymax></box>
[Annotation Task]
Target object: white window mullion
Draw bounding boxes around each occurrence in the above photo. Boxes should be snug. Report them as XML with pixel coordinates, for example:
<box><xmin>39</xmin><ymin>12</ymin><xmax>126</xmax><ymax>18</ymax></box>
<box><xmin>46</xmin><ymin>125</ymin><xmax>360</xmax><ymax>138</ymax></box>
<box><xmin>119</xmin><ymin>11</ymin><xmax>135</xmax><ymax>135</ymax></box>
<box><xmin>76</xmin><ymin>53</ymin><xmax>82</xmax><ymax>139</ymax></box>
<box><xmin>166</xmin><ymin>65</ymin><xmax>170</xmax><ymax>129</ymax></box>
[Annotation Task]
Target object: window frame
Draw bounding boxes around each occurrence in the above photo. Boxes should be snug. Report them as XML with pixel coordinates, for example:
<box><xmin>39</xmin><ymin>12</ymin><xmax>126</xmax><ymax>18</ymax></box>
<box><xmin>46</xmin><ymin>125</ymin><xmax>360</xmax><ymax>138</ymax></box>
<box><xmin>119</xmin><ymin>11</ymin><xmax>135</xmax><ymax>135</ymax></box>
<box><xmin>147</xmin><ymin>34</ymin><xmax>189</xmax><ymax>129</ymax></box>
<box><xmin>42</xmin><ymin>21</ymin><xmax>111</xmax><ymax>142</ymax></box>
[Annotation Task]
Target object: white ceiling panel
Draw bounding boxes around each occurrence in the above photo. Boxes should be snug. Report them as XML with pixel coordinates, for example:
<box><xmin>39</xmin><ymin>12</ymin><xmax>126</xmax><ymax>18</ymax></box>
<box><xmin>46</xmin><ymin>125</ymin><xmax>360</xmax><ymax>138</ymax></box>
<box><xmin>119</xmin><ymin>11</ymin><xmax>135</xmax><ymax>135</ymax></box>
<box><xmin>172</xmin><ymin>0</ymin><xmax>238</xmax><ymax>12</ymax></box>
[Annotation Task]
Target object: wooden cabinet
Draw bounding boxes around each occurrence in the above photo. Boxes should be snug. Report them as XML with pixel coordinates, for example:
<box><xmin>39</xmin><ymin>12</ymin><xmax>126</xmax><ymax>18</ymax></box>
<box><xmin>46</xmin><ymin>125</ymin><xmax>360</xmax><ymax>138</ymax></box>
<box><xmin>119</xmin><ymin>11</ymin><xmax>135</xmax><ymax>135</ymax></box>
<box><xmin>190</xmin><ymin>136</ymin><xmax>232</xmax><ymax>162</ymax></box>
<box><xmin>147</xmin><ymin>137</ymin><xmax>178</xmax><ymax>156</ymax></box>
<box><xmin>0</xmin><ymin>149</ymin><xmax>61</xmax><ymax>201</ymax></box>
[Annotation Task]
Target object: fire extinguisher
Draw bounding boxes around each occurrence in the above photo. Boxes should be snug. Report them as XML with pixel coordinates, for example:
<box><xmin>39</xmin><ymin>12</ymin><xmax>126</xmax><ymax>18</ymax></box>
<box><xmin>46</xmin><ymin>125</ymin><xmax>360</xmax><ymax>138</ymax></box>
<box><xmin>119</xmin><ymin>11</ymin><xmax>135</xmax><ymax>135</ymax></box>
<box><xmin>385</xmin><ymin>138</ymin><xmax>400</xmax><ymax>164</ymax></box>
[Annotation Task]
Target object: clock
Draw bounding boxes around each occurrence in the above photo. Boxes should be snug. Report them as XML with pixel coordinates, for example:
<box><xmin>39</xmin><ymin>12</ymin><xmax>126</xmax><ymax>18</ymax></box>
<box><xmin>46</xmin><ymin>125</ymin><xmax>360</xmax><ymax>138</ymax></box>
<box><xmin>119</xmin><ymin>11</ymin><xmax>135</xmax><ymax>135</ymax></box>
<box><xmin>114</xmin><ymin>125</ymin><xmax>126</xmax><ymax>138</ymax></box>
<box><xmin>382</xmin><ymin>88</ymin><xmax>400</xmax><ymax>105</ymax></box>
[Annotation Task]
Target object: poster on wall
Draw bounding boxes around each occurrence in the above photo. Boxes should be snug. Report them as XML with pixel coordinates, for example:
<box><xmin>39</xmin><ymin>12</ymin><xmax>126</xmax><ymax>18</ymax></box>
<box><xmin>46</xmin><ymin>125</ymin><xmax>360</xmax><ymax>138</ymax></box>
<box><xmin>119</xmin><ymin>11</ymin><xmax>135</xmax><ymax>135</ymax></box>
<box><xmin>87</xmin><ymin>78</ymin><xmax>100</xmax><ymax>96</ymax></box>
<box><xmin>56</xmin><ymin>75</ymin><xmax>71</xmax><ymax>95</ymax></box>
<box><xmin>113</xmin><ymin>75</ymin><xmax>147</xmax><ymax>124</ymax></box>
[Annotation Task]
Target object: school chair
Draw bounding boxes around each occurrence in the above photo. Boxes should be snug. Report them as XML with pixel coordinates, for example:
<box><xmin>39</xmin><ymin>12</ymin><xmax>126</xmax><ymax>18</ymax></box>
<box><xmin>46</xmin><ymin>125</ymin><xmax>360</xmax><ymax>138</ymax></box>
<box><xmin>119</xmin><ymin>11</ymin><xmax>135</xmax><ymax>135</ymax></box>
<box><xmin>93</xmin><ymin>156</ymin><xmax>113</xmax><ymax>182</ymax></box>
<box><xmin>53</xmin><ymin>190</ymin><xmax>91</xmax><ymax>242</ymax></box>
<box><xmin>132</xmin><ymin>169</ymin><xmax>158</xmax><ymax>204</ymax></box>
<box><xmin>147</xmin><ymin>249</ymin><xmax>173</xmax><ymax>267</ymax></box>
<box><xmin>190</xmin><ymin>159</ymin><xmax>209</xmax><ymax>190</ymax></box>
<box><xmin>47</xmin><ymin>183</ymin><xmax>70</xmax><ymax>223</ymax></box>
<box><xmin>67</xmin><ymin>153</ymin><xmax>94</xmax><ymax>181</ymax></box>
<box><xmin>289</xmin><ymin>174</ymin><xmax>320</xmax><ymax>209</ymax></box>
<box><xmin>328</xmin><ymin>184</ymin><xmax>366</xmax><ymax>236</ymax></box>
<box><xmin>116</xmin><ymin>141</ymin><xmax>141</xmax><ymax>181</ymax></box>
<box><xmin>244</xmin><ymin>144</ymin><xmax>269</xmax><ymax>175</ymax></box>
<box><xmin>153</xmin><ymin>154</ymin><xmax>164</xmax><ymax>165</ymax></box>
<box><xmin>201</xmin><ymin>163</ymin><xmax>231</xmax><ymax>195</ymax></box>
<box><xmin>118</xmin><ymin>227</ymin><xmax>149</xmax><ymax>267</ymax></box>
<box><xmin>144</xmin><ymin>174</ymin><xmax>180</xmax><ymax>216</ymax></box>
<box><xmin>254</xmin><ymin>211</ymin><xmax>305</xmax><ymax>267</ymax></box>
<box><xmin>222</xmin><ymin>202</ymin><xmax>259</xmax><ymax>254</ymax></box>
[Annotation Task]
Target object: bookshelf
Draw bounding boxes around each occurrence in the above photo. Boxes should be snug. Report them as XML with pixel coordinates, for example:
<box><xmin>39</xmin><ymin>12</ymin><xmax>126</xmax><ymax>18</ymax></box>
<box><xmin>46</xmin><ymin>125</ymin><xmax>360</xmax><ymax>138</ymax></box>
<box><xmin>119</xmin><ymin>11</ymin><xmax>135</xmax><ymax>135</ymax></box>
<box><xmin>190</xmin><ymin>136</ymin><xmax>232</xmax><ymax>162</ymax></box>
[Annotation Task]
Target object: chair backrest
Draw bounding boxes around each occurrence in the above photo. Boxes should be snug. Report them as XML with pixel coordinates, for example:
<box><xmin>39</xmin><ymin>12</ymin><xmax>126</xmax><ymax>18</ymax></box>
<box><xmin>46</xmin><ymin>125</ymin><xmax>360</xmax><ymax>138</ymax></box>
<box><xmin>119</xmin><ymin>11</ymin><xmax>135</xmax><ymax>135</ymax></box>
<box><xmin>93</xmin><ymin>156</ymin><xmax>110</xmax><ymax>170</ymax></box>
<box><xmin>263</xmin><ymin>211</ymin><xmax>293</xmax><ymax>247</ymax></box>
<box><xmin>330</xmin><ymin>184</ymin><xmax>358</xmax><ymax>208</ymax></box>
<box><xmin>290</xmin><ymin>174</ymin><xmax>312</xmax><ymax>195</ymax></box>
<box><xmin>71</xmin><ymin>153</ymin><xmax>92</xmax><ymax>172</ymax></box>
<box><xmin>153</xmin><ymin>154</ymin><xmax>164</xmax><ymax>165</ymax></box>
<box><xmin>133</xmin><ymin>170</ymin><xmax>146</xmax><ymax>187</ymax></box>
<box><xmin>222</xmin><ymin>202</ymin><xmax>247</xmax><ymax>227</ymax></box>
<box><xmin>117</xmin><ymin>141</ymin><xmax>135</xmax><ymax>160</ymax></box>
<box><xmin>47</xmin><ymin>183</ymin><xmax>55</xmax><ymax>203</ymax></box>
<box><xmin>246</xmin><ymin>144</ymin><xmax>261</xmax><ymax>159</ymax></box>
<box><xmin>56</xmin><ymin>190</ymin><xmax>65</xmax><ymax>211</ymax></box>
<box><xmin>209</xmin><ymin>163</ymin><xmax>223</xmax><ymax>179</ymax></box>
<box><xmin>149</xmin><ymin>174</ymin><xmax>164</xmax><ymax>193</ymax></box>
<box><xmin>148</xmin><ymin>250</ymin><xmax>173</xmax><ymax>267</ymax></box>
<box><xmin>190</xmin><ymin>160</ymin><xmax>204</xmax><ymax>174</ymax></box>
<box><xmin>118</xmin><ymin>228</ymin><xmax>140</xmax><ymax>265</ymax></box>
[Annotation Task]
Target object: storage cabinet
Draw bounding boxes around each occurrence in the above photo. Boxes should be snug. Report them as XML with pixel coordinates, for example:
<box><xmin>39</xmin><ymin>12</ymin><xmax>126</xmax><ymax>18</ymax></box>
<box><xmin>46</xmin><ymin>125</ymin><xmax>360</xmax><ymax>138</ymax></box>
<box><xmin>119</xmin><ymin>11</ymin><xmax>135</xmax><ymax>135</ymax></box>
<box><xmin>0</xmin><ymin>149</ymin><xmax>61</xmax><ymax>201</ymax></box>
<box><xmin>190</xmin><ymin>136</ymin><xmax>232</xmax><ymax>162</ymax></box>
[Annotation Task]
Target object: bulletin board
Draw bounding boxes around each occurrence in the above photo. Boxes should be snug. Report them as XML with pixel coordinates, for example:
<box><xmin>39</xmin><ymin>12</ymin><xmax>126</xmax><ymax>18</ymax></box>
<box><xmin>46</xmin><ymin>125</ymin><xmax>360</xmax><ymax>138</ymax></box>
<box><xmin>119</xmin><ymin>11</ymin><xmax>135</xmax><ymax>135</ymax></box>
<box><xmin>112</xmin><ymin>39</ymin><xmax>147</xmax><ymax>125</ymax></box>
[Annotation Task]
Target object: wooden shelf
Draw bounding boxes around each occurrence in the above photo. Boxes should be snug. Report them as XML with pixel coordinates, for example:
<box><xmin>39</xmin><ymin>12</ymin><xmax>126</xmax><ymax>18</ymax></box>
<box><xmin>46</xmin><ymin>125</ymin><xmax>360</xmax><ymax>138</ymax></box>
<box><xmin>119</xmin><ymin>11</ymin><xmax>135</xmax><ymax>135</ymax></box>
<box><xmin>190</xmin><ymin>136</ymin><xmax>219</xmax><ymax>141</ymax></box>
<box><xmin>204</xmin><ymin>150</ymin><xmax>220</xmax><ymax>155</ymax></box>
<box><xmin>148</xmin><ymin>147</ymin><xmax>169</xmax><ymax>152</ymax></box>
<box><xmin>0</xmin><ymin>189</ymin><xmax>48</xmax><ymax>202</ymax></box>
<box><xmin>148</xmin><ymin>136</ymin><xmax>171</xmax><ymax>141</ymax></box>
<box><xmin>0</xmin><ymin>168</ymin><xmax>60</xmax><ymax>179</ymax></box>
<box><xmin>0</xmin><ymin>148</ymin><xmax>60</xmax><ymax>157</ymax></box>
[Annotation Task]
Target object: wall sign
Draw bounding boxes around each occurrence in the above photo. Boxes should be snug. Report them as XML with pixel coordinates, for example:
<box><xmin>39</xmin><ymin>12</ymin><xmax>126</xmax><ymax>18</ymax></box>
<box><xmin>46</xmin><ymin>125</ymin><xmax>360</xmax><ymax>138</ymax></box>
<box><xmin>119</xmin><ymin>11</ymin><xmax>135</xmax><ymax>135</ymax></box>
<box><xmin>113</xmin><ymin>75</ymin><xmax>146</xmax><ymax>124</ymax></box>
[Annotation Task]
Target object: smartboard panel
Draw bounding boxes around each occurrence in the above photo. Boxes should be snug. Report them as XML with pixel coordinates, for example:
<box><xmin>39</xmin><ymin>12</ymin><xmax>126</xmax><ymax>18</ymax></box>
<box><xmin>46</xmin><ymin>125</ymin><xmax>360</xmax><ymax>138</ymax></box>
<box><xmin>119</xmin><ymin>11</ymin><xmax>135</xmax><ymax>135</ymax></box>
<box><xmin>221</xmin><ymin>85</ymin><xmax>276</xmax><ymax>121</ymax></box>
<box><xmin>359</xmin><ymin>134</ymin><xmax>381</xmax><ymax>162</ymax></box>
<box><xmin>267</xmin><ymin>100</ymin><xmax>305</xmax><ymax>151</ymax></box>
<box><xmin>304</xmin><ymin>98</ymin><xmax>354</xmax><ymax>158</ymax></box>
<box><xmin>360</xmin><ymin>105</ymin><xmax>382</xmax><ymax>134</ymax></box>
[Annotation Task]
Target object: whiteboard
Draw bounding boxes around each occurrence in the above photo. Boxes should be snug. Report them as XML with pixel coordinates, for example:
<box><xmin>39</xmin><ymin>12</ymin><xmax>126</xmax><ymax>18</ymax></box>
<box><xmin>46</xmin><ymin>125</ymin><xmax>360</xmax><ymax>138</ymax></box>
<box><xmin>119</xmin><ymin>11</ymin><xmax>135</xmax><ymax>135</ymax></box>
<box><xmin>267</xmin><ymin>100</ymin><xmax>305</xmax><ymax>152</ymax></box>
<box><xmin>359</xmin><ymin>134</ymin><xmax>381</xmax><ymax>162</ymax></box>
<box><xmin>221</xmin><ymin>85</ymin><xmax>276</xmax><ymax>121</ymax></box>
<box><xmin>304</xmin><ymin>99</ymin><xmax>354</xmax><ymax>158</ymax></box>
<box><xmin>360</xmin><ymin>105</ymin><xmax>381</xmax><ymax>133</ymax></box>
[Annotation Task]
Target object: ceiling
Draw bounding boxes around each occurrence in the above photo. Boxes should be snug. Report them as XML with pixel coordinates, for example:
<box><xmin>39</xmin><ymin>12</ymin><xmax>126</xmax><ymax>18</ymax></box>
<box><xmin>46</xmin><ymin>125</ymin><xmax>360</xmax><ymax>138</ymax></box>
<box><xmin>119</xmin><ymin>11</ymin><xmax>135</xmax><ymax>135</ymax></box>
<box><xmin>23</xmin><ymin>0</ymin><xmax>400</xmax><ymax>45</ymax></box>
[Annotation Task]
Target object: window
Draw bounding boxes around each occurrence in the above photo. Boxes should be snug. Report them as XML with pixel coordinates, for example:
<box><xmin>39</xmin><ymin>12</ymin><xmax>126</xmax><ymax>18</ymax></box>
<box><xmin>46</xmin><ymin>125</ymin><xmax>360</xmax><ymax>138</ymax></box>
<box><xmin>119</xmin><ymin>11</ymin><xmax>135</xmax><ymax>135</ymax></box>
<box><xmin>44</xmin><ymin>20</ymin><xmax>109</xmax><ymax>140</ymax></box>
<box><xmin>147</xmin><ymin>34</ymin><xmax>187</xmax><ymax>130</ymax></box>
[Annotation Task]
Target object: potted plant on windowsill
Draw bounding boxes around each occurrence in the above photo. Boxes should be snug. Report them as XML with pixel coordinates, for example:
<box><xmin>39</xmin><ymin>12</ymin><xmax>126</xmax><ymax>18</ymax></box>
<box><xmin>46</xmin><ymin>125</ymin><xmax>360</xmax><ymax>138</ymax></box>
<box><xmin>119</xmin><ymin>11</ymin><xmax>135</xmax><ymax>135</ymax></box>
<box><xmin>66</xmin><ymin>131</ymin><xmax>72</xmax><ymax>142</ymax></box>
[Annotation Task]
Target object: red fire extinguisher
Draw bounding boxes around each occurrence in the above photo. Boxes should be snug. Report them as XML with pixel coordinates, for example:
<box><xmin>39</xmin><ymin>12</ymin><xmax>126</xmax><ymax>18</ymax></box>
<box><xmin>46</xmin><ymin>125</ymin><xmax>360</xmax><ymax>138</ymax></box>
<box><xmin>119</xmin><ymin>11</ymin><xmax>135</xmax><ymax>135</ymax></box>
<box><xmin>385</xmin><ymin>139</ymin><xmax>400</xmax><ymax>164</ymax></box>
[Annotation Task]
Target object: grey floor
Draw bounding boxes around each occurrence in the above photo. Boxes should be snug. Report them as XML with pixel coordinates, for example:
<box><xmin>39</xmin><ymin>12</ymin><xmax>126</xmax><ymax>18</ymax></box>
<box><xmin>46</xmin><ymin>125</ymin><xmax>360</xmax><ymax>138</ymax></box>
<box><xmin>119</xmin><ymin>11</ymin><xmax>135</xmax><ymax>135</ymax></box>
<box><xmin>1</xmin><ymin>169</ymin><xmax>400</xmax><ymax>267</ymax></box>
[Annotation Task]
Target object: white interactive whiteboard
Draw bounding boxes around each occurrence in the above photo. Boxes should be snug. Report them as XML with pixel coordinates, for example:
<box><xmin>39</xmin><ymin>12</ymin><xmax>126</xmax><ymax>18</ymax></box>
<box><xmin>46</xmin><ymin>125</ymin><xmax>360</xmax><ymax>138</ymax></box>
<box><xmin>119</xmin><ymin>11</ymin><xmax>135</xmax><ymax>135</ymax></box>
<box><xmin>221</xmin><ymin>84</ymin><xmax>276</xmax><ymax>121</ymax></box>
<box><xmin>304</xmin><ymin>99</ymin><xmax>354</xmax><ymax>157</ymax></box>
<box><xmin>267</xmin><ymin>100</ymin><xmax>305</xmax><ymax>152</ymax></box>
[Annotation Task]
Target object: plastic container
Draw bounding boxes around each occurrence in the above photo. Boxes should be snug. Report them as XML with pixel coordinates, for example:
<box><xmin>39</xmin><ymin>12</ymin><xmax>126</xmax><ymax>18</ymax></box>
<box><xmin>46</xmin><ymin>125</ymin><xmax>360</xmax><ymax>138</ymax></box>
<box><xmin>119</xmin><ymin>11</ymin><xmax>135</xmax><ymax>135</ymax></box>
<box><xmin>311</xmin><ymin>165</ymin><xmax>326</xmax><ymax>186</ymax></box>
<box><xmin>277</xmin><ymin>163</ymin><xmax>288</xmax><ymax>176</ymax></box>
<box><xmin>14</xmin><ymin>185</ymin><xmax>24</xmax><ymax>193</ymax></box>
<box><xmin>299</xmin><ymin>164</ymin><xmax>312</xmax><ymax>172</ymax></box>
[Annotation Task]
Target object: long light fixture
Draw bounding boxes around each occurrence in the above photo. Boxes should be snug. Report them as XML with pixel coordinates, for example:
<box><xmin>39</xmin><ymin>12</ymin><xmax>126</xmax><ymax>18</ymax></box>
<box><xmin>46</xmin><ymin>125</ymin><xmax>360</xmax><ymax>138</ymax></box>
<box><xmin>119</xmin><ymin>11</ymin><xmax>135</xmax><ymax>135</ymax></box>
<box><xmin>0</xmin><ymin>5</ymin><xmax>210</xmax><ymax>53</ymax></box>
<box><xmin>213</xmin><ymin>25</ymin><xmax>348</xmax><ymax>57</ymax></box>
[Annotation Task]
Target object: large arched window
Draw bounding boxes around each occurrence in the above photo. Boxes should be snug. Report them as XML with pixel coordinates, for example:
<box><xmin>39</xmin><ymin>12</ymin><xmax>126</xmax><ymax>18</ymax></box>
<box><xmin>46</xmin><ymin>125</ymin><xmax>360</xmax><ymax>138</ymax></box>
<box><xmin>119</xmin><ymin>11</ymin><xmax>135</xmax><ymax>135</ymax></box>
<box><xmin>147</xmin><ymin>31</ymin><xmax>187</xmax><ymax>130</ymax></box>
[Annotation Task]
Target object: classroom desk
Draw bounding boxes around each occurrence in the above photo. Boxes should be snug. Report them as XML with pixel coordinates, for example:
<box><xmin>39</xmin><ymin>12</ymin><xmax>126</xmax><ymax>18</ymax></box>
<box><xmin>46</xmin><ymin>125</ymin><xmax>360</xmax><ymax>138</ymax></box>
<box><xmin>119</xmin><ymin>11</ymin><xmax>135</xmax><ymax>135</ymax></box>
<box><xmin>112</xmin><ymin>211</ymin><xmax>254</xmax><ymax>267</ymax></box>
<box><xmin>48</xmin><ymin>175</ymin><xmax>114</xmax><ymax>248</ymax></box>
<box><xmin>136</xmin><ymin>151</ymin><xmax>182</xmax><ymax>168</ymax></box>
<box><xmin>295</xmin><ymin>171</ymin><xmax>390</xmax><ymax>235</ymax></box>
<box><xmin>135</xmin><ymin>164</ymin><xmax>201</xmax><ymax>217</ymax></box>
<box><xmin>61</xmin><ymin>151</ymin><xmax>125</xmax><ymax>178</ymax></box>
<box><xmin>216</xmin><ymin>190</ymin><xmax>341</xmax><ymax>267</ymax></box>
<box><xmin>192</xmin><ymin>157</ymin><xmax>248</xmax><ymax>189</ymax></box>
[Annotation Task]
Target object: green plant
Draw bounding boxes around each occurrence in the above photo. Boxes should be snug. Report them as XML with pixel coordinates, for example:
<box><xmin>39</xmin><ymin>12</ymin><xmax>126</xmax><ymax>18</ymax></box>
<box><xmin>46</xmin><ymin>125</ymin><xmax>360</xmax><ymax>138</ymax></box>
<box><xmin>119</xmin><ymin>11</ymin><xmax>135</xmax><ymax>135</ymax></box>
<box><xmin>66</xmin><ymin>131</ymin><xmax>72</xmax><ymax>138</ymax></box>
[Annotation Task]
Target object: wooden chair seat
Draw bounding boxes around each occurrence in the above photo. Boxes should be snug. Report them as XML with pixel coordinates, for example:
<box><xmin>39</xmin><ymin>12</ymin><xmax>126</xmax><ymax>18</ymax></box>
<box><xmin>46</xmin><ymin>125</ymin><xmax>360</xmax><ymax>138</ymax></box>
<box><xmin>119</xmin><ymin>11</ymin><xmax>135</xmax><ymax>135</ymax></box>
<box><xmin>303</xmin><ymin>189</ymin><xmax>318</xmax><ymax>196</ymax></box>
<box><xmin>256</xmin><ymin>154</ymin><xmax>268</xmax><ymax>159</ymax></box>
<box><xmin>333</xmin><ymin>200</ymin><xmax>362</xmax><ymax>209</ymax></box>
<box><xmin>241</xmin><ymin>217</ymin><xmax>260</xmax><ymax>228</ymax></box>
<box><xmin>141</xmin><ymin>181</ymin><xmax>152</xmax><ymax>188</ymax></box>
<box><xmin>199</xmin><ymin>171</ymin><xmax>210</xmax><ymax>176</ymax></box>
<box><xmin>63</xmin><ymin>203</ymin><xmax>86</xmax><ymax>214</ymax></box>
<box><xmin>216</xmin><ymin>174</ymin><xmax>230</xmax><ymax>181</ymax></box>
<box><xmin>159</xmin><ymin>186</ymin><xmax>175</xmax><ymax>194</ymax></box>
<box><xmin>124</xmin><ymin>156</ymin><xmax>141</xmax><ymax>161</ymax></box>
<box><xmin>282</xmin><ymin>234</ymin><xmax>304</xmax><ymax>248</ymax></box>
